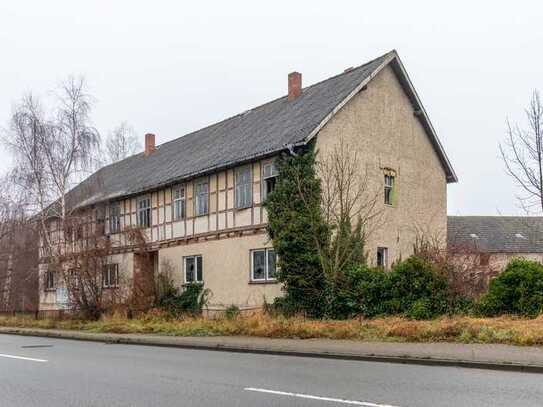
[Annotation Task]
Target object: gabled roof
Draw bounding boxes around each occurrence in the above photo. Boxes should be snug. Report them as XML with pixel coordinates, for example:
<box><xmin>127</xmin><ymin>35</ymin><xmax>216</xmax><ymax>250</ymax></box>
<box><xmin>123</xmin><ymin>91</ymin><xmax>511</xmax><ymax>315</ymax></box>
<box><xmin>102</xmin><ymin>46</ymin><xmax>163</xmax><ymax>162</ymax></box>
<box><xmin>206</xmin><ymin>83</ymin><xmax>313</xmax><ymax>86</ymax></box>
<box><xmin>448</xmin><ymin>216</ymin><xmax>543</xmax><ymax>253</ymax></box>
<box><xmin>71</xmin><ymin>50</ymin><xmax>457</xmax><ymax>208</ymax></box>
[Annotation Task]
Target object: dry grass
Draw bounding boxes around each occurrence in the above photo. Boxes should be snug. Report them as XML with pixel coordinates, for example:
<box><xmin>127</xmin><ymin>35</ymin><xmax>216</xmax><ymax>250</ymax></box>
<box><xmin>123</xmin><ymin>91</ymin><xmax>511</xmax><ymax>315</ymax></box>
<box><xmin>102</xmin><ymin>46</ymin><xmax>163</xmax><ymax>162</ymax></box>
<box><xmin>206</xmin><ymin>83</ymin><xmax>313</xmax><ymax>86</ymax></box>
<box><xmin>1</xmin><ymin>312</ymin><xmax>543</xmax><ymax>346</ymax></box>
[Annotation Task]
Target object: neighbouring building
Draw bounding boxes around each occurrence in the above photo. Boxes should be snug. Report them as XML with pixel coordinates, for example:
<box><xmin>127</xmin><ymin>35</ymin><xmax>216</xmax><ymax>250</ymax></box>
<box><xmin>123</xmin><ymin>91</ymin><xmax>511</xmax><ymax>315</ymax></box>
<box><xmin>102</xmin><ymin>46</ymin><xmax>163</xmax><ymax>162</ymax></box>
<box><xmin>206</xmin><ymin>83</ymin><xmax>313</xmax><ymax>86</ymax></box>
<box><xmin>39</xmin><ymin>50</ymin><xmax>457</xmax><ymax>312</ymax></box>
<box><xmin>448</xmin><ymin>216</ymin><xmax>543</xmax><ymax>271</ymax></box>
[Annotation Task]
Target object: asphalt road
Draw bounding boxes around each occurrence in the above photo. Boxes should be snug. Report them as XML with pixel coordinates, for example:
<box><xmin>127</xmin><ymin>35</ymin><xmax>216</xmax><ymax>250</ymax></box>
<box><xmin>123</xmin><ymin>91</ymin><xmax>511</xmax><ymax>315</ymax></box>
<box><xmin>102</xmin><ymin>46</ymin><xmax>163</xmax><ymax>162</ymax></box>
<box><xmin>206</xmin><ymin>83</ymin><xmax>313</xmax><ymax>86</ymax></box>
<box><xmin>1</xmin><ymin>334</ymin><xmax>542</xmax><ymax>407</ymax></box>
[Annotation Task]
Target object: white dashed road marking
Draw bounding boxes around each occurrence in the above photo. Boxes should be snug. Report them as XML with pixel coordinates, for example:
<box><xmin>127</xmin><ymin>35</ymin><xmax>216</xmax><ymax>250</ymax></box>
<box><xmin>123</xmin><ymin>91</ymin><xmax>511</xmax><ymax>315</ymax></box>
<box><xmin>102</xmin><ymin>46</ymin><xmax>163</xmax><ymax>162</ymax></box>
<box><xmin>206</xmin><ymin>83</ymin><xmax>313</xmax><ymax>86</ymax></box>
<box><xmin>0</xmin><ymin>353</ymin><xmax>48</xmax><ymax>363</ymax></box>
<box><xmin>244</xmin><ymin>387</ymin><xmax>400</xmax><ymax>406</ymax></box>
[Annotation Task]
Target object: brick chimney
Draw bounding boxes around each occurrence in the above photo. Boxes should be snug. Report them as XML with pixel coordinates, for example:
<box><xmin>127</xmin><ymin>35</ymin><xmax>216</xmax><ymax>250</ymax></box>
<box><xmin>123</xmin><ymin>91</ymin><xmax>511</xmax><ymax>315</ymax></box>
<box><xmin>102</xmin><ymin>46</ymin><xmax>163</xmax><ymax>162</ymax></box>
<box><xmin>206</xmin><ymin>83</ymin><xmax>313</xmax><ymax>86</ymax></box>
<box><xmin>144</xmin><ymin>133</ymin><xmax>156</xmax><ymax>156</ymax></box>
<box><xmin>288</xmin><ymin>72</ymin><xmax>302</xmax><ymax>101</ymax></box>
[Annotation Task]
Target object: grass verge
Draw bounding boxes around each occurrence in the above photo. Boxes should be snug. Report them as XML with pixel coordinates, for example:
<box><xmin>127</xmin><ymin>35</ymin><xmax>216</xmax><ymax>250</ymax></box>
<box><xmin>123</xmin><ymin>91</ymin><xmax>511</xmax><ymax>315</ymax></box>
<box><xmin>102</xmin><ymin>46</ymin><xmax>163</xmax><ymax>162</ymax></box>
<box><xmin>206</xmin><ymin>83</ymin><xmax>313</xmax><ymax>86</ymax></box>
<box><xmin>1</xmin><ymin>312</ymin><xmax>543</xmax><ymax>346</ymax></box>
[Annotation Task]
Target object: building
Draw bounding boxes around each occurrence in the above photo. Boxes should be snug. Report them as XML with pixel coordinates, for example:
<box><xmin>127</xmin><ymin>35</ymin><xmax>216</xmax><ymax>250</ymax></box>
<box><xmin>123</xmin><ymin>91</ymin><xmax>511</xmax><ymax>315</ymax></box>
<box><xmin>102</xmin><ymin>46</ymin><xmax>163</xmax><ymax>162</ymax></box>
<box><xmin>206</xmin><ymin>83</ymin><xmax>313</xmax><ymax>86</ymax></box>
<box><xmin>39</xmin><ymin>50</ymin><xmax>457</xmax><ymax>312</ymax></box>
<box><xmin>448</xmin><ymin>216</ymin><xmax>543</xmax><ymax>270</ymax></box>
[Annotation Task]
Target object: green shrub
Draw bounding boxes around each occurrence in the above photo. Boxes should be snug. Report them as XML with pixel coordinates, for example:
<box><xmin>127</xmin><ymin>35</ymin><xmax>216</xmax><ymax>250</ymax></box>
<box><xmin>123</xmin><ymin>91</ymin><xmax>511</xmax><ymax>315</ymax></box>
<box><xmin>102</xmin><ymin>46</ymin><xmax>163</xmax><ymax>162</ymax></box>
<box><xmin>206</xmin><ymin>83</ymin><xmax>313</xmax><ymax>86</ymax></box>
<box><xmin>388</xmin><ymin>256</ymin><xmax>449</xmax><ymax>317</ymax></box>
<box><xmin>341</xmin><ymin>256</ymin><xmax>451</xmax><ymax>319</ymax></box>
<box><xmin>408</xmin><ymin>298</ymin><xmax>434</xmax><ymax>320</ymax></box>
<box><xmin>477</xmin><ymin>258</ymin><xmax>543</xmax><ymax>317</ymax></box>
<box><xmin>160</xmin><ymin>283</ymin><xmax>210</xmax><ymax>317</ymax></box>
<box><xmin>224</xmin><ymin>305</ymin><xmax>240</xmax><ymax>320</ymax></box>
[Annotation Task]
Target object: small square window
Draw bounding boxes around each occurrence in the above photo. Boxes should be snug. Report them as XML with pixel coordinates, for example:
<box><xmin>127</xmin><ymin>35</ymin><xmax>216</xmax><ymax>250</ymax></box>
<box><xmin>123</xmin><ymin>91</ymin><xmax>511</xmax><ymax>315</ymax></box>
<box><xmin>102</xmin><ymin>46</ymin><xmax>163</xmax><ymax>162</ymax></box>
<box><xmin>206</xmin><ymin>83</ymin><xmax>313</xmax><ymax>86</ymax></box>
<box><xmin>184</xmin><ymin>255</ymin><xmax>203</xmax><ymax>283</ymax></box>
<box><xmin>377</xmin><ymin>247</ymin><xmax>388</xmax><ymax>269</ymax></box>
<box><xmin>251</xmin><ymin>248</ymin><xmax>277</xmax><ymax>282</ymax></box>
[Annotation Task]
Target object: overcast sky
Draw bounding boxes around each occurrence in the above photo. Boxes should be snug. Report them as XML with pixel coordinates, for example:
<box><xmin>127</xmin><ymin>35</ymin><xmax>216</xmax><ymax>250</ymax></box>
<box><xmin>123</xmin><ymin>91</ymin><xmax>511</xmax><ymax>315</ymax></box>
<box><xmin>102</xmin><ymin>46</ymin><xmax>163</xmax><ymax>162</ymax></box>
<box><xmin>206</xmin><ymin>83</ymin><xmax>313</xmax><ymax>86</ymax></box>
<box><xmin>1</xmin><ymin>1</ymin><xmax>541</xmax><ymax>215</ymax></box>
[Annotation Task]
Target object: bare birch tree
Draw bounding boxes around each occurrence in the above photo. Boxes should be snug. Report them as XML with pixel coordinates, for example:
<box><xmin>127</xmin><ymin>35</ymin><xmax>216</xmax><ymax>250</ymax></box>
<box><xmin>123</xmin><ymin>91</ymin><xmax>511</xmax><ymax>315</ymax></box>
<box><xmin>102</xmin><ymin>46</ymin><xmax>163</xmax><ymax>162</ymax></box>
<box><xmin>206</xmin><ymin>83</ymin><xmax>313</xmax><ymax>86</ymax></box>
<box><xmin>500</xmin><ymin>90</ymin><xmax>543</xmax><ymax>213</ymax></box>
<box><xmin>103</xmin><ymin>122</ymin><xmax>141</xmax><ymax>165</ymax></box>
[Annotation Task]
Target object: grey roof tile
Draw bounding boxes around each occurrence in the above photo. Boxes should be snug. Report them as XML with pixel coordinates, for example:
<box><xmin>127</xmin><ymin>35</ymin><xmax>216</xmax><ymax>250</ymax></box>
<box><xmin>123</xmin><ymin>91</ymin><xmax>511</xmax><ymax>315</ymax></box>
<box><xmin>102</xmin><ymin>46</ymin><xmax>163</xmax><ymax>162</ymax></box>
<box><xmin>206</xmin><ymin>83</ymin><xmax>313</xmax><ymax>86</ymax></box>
<box><xmin>448</xmin><ymin>216</ymin><xmax>543</xmax><ymax>253</ymax></box>
<box><xmin>69</xmin><ymin>51</ymin><xmax>455</xmax><ymax>208</ymax></box>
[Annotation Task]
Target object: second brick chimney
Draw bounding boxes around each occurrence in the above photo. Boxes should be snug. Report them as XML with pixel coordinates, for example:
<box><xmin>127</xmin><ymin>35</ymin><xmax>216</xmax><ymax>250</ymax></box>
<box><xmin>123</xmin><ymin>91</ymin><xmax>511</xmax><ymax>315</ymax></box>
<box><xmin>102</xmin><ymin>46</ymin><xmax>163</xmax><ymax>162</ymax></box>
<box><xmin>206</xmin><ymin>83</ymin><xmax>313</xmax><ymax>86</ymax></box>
<box><xmin>144</xmin><ymin>133</ymin><xmax>156</xmax><ymax>156</ymax></box>
<box><xmin>288</xmin><ymin>72</ymin><xmax>302</xmax><ymax>101</ymax></box>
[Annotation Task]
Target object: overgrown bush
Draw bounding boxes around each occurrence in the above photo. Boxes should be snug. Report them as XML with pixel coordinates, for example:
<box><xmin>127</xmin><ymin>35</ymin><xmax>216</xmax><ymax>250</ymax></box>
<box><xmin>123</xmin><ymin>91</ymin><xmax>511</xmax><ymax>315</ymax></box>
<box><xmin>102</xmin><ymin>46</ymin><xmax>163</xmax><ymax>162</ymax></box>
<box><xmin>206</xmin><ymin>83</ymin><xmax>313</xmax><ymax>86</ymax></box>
<box><xmin>338</xmin><ymin>256</ymin><xmax>451</xmax><ymax>319</ymax></box>
<box><xmin>476</xmin><ymin>258</ymin><xmax>543</xmax><ymax>317</ymax></box>
<box><xmin>159</xmin><ymin>283</ymin><xmax>210</xmax><ymax>317</ymax></box>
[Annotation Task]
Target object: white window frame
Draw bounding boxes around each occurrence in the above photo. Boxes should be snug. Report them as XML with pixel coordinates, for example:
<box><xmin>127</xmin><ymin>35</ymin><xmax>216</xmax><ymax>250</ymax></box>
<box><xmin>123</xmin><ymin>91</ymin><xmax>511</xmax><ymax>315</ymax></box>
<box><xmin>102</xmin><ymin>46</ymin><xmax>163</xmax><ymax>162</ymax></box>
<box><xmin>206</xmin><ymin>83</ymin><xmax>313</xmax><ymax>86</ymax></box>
<box><xmin>384</xmin><ymin>174</ymin><xmax>395</xmax><ymax>206</ymax></box>
<box><xmin>262</xmin><ymin>162</ymin><xmax>278</xmax><ymax>201</ymax></box>
<box><xmin>194</xmin><ymin>179</ymin><xmax>209</xmax><ymax>216</ymax></box>
<box><xmin>377</xmin><ymin>247</ymin><xmax>388</xmax><ymax>269</ymax></box>
<box><xmin>184</xmin><ymin>255</ymin><xmax>203</xmax><ymax>284</ymax></box>
<box><xmin>250</xmin><ymin>248</ymin><xmax>277</xmax><ymax>282</ymax></box>
<box><xmin>137</xmin><ymin>196</ymin><xmax>151</xmax><ymax>228</ymax></box>
<box><xmin>235</xmin><ymin>166</ymin><xmax>252</xmax><ymax>209</ymax></box>
<box><xmin>173</xmin><ymin>185</ymin><xmax>186</xmax><ymax>221</ymax></box>
<box><xmin>102</xmin><ymin>264</ymin><xmax>119</xmax><ymax>288</ymax></box>
<box><xmin>109</xmin><ymin>202</ymin><xmax>121</xmax><ymax>234</ymax></box>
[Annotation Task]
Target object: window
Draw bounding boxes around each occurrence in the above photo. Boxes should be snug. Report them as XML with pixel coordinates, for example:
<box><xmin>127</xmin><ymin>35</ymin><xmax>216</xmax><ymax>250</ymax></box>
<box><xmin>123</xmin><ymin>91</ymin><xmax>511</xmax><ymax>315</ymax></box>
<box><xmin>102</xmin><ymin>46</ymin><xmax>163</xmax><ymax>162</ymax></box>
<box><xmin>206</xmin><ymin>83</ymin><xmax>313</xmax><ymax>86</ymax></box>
<box><xmin>384</xmin><ymin>174</ymin><xmax>395</xmax><ymax>205</ymax></box>
<box><xmin>173</xmin><ymin>186</ymin><xmax>186</xmax><ymax>220</ymax></box>
<box><xmin>251</xmin><ymin>248</ymin><xmax>277</xmax><ymax>281</ymax></box>
<box><xmin>377</xmin><ymin>247</ymin><xmax>388</xmax><ymax>268</ymax></box>
<box><xmin>137</xmin><ymin>197</ymin><xmax>151</xmax><ymax>228</ymax></box>
<box><xmin>480</xmin><ymin>253</ymin><xmax>490</xmax><ymax>266</ymax></box>
<box><xmin>102</xmin><ymin>264</ymin><xmax>119</xmax><ymax>288</ymax></box>
<box><xmin>194</xmin><ymin>179</ymin><xmax>209</xmax><ymax>216</ymax></box>
<box><xmin>235</xmin><ymin>166</ymin><xmax>252</xmax><ymax>209</ymax></box>
<box><xmin>45</xmin><ymin>270</ymin><xmax>55</xmax><ymax>291</ymax></box>
<box><xmin>109</xmin><ymin>202</ymin><xmax>121</xmax><ymax>234</ymax></box>
<box><xmin>95</xmin><ymin>206</ymin><xmax>105</xmax><ymax>236</ymax></box>
<box><xmin>262</xmin><ymin>162</ymin><xmax>278</xmax><ymax>201</ymax></box>
<box><xmin>184</xmin><ymin>255</ymin><xmax>203</xmax><ymax>283</ymax></box>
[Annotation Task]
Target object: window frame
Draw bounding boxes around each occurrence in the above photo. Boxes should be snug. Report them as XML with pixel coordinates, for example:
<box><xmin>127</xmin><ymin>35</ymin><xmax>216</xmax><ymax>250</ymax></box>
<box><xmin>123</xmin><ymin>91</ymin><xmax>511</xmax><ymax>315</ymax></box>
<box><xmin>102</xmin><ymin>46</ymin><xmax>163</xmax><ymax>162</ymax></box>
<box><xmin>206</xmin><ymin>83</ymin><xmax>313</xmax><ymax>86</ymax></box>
<box><xmin>376</xmin><ymin>247</ymin><xmax>389</xmax><ymax>269</ymax></box>
<box><xmin>45</xmin><ymin>270</ymin><xmax>55</xmax><ymax>291</ymax></box>
<box><xmin>235</xmin><ymin>165</ymin><xmax>253</xmax><ymax>209</ymax></box>
<box><xmin>262</xmin><ymin>161</ymin><xmax>278</xmax><ymax>201</ymax></box>
<box><xmin>172</xmin><ymin>185</ymin><xmax>186</xmax><ymax>221</ymax></box>
<box><xmin>250</xmin><ymin>248</ymin><xmax>277</xmax><ymax>282</ymax></box>
<box><xmin>109</xmin><ymin>202</ymin><xmax>121</xmax><ymax>234</ymax></box>
<box><xmin>137</xmin><ymin>196</ymin><xmax>151</xmax><ymax>228</ymax></box>
<box><xmin>384</xmin><ymin>174</ymin><xmax>395</xmax><ymax>206</ymax></box>
<box><xmin>102</xmin><ymin>263</ymin><xmax>119</xmax><ymax>289</ymax></box>
<box><xmin>184</xmin><ymin>255</ymin><xmax>203</xmax><ymax>284</ymax></box>
<box><xmin>194</xmin><ymin>178</ymin><xmax>209</xmax><ymax>217</ymax></box>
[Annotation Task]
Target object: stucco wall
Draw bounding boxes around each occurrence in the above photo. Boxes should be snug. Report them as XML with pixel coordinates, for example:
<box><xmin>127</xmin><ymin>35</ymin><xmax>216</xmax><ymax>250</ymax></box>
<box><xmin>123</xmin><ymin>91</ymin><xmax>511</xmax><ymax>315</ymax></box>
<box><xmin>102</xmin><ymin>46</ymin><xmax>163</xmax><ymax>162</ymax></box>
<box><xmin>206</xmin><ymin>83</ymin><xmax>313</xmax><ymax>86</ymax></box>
<box><xmin>315</xmin><ymin>65</ymin><xmax>448</xmax><ymax>265</ymax></box>
<box><xmin>159</xmin><ymin>233</ymin><xmax>282</xmax><ymax>309</ymax></box>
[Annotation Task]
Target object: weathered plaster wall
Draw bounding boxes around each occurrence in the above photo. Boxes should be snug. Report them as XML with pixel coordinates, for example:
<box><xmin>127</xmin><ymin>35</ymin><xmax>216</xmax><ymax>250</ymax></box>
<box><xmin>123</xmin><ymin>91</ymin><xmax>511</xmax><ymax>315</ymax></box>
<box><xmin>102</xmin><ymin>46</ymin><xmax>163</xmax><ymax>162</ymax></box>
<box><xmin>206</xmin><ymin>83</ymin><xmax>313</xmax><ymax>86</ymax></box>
<box><xmin>315</xmin><ymin>65</ymin><xmax>448</xmax><ymax>265</ymax></box>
